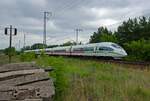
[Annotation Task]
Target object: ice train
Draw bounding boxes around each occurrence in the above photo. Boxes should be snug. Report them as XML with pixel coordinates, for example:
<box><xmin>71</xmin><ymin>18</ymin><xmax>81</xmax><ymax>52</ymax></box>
<box><xmin>25</xmin><ymin>42</ymin><xmax>127</xmax><ymax>59</ymax></box>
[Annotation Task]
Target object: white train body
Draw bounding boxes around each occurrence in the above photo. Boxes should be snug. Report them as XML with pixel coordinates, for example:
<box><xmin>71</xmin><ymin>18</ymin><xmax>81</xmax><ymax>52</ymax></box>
<box><xmin>25</xmin><ymin>42</ymin><xmax>127</xmax><ymax>58</ymax></box>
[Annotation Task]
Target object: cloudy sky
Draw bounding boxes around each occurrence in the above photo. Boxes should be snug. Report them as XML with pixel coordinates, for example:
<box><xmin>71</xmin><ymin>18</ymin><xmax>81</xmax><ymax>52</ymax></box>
<box><xmin>0</xmin><ymin>0</ymin><xmax>150</xmax><ymax>49</ymax></box>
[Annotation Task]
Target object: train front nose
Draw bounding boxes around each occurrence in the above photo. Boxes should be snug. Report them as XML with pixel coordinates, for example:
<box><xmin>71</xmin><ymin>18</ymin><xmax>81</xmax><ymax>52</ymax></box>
<box><xmin>121</xmin><ymin>50</ymin><xmax>127</xmax><ymax>56</ymax></box>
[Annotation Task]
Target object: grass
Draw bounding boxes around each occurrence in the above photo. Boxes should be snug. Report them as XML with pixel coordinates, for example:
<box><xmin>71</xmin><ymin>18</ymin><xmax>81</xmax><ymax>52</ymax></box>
<box><xmin>0</xmin><ymin>54</ymin><xmax>150</xmax><ymax>101</ymax></box>
<box><xmin>35</xmin><ymin>56</ymin><xmax>150</xmax><ymax>101</ymax></box>
<box><xmin>0</xmin><ymin>54</ymin><xmax>20</xmax><ymax>65</ymax></box>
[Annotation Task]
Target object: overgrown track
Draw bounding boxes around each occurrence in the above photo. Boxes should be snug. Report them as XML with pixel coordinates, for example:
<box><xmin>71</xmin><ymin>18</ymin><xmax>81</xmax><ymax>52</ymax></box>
<box><xmin>100</xmin><ymin>59</ymin><xmax>150</xmax><ymax>70</ymax></box>
<box><xmin>104</xmin><ymin>60</ymin><xmax>150</xmax><ymax>66</ymax></box>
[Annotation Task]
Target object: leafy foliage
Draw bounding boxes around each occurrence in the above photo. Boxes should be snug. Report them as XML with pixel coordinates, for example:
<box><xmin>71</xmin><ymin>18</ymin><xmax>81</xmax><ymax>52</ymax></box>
<box><xmin>117</xmin><ymin>17</ymin><xmax>150</xmax><ymax>44</ymax></box>
<box><xmin>100</xmin><ymin>34</ymin><xmax>118</xmax><ymax>43</ymax></box>
<box><xmin>62</xmin><ymin>41</ymin><xmax>76</xmax><ymax>46</ymax></box>
<box><xmin>47</xmin><ymin>45</ymin><xmax>59</xmax><ymax>48</ymax></box>
<box><xmin>22</xmin><ymin>46</ymin><xmax>31</xmax><ymax>50</ymax></box>
<box><xmin>4</xmin><ymin>47</ymin><xmax>16</xmax><ymax>56</ymax></box>
<box><xmin>124</xmin><ymin>39</ymin><xmax>150</xmax><ymax>61</ymax></box>
<box><xmin>20</xmin><ymin>52</ymin><xmax>37</xmax><ymax>62</ymax></box>
<box><xmin>90</xmin><ymin>27</ymin><xmax>113</xmax><ymax>43</ymax></box>
<box><xmin>31</xmin><ymin>43</ymin><xmax>46</xmax><ymax>49</ymax></box>
<box><xmin>0</xmin><ymin>49</ymin><xmax>4</xmax><ymax>54</ymax></box>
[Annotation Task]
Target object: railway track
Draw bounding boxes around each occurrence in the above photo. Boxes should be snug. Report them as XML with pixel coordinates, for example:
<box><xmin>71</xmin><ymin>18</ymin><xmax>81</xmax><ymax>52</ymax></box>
<box><xmin>102</xmin><ymin>60</ymin><xmax>150</xmax><ymax>66</ymax></box>
<box><xmin>95</xmin><ymin>59</ymin><xmax>149</xmax><ymax>70</ymax></box>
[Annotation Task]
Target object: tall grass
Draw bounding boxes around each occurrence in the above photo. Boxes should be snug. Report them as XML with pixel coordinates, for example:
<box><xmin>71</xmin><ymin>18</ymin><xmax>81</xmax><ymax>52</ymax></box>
<box><xmin>1</xmin><ymin>53</ymin><xmax>150</xmax><ymax>101</ymax></box>
<box><xmin>0</xmin><ymin>54</ymin><xmax>20</xmax><ymax>65</ymax></box>
<box><xmin>20</xmin><ymin>52</ymin><xmax>37</xmax><ymax>62</ymax></box>
<box><xmin>36</xmin><ymin>56</ymin><xmax>150</xmax><ymax>101</ymax></box>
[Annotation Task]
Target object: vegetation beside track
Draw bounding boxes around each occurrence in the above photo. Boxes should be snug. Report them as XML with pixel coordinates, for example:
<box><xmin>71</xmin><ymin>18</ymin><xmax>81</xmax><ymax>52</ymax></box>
<box><xmin>0</xmin><ymin>54</ymin><xmax>150</xmax><ymax>101</ymax></box>
<box><xmin>36</xmin><ymin>55</ymin><xmax>150</xmax><ymax>101</ymax></box>
<box><xmin>0</xmin><ymin>54</ymin><xmax>20</xmax><ymax>65</ymax></box>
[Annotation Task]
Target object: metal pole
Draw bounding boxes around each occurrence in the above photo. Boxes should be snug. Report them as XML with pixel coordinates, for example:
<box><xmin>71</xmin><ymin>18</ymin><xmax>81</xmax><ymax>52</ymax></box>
<box><xmin>9</xmin><ymin>25</ymin><xmax>12</xmax><ymax>63</ymax></box>
<box><xmin>76</xmin><ymin>29</ymin><xmax>78</xmax><ymax>45</ymax></box>
<box><xmin>19</xmin><ymin>40</ymin><xmax>21</xmax><ymax>50</ymax></box>
<box><xmin>43</xmin><ymin>11</ymin><xmax>52</xmax><ymax>49</ymax></box>
<box><xmin>43</xmin><ymin>12</ymin><xmax>46</xmax><ymax>48</ymax></box>
<box><xmin>24</xmin><ymin>33</ymin><xmax>26</xmax><ymax>49</ymax></box>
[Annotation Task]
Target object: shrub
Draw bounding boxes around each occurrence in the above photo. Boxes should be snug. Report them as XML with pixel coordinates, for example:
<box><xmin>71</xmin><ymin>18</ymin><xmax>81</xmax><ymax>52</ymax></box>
<box><xmin>20</xmin><ymin>52</ymin><xmax>37</xmax><ymax>62</ymax></box>
<box><xmin>4</xmin><ymin>47</ymin><xmax>16</xmax><ymax>56</ymax></box>
<box><xmin>124</xmin><ymin>39</ymin><xmax>150</xmax><ymax>61</ymax></box>
<box><xmin>100</xmin><ymin>34</ymin><xmax>118</xmax><ymax>43</ymax></box>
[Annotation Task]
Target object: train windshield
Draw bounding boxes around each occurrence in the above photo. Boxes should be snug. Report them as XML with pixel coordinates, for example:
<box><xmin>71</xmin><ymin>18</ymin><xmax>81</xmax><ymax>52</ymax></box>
<box><xmin>111</xmin><ymin>44</ymin><xmax>122</xmax><ymax>49</ymax></box>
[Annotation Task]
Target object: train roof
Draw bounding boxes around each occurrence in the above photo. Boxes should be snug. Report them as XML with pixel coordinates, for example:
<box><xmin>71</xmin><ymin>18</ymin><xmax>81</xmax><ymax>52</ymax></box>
<box><xmin>25</xmin><ymin>42</ymin><xmax>121</xmax><ymax>52</ymax></box>
<box><xmin>51</xmin><ymin>46</ymin><xmax>71</xmax><ymax>50</ymax></box>
<box><xmin>47</xmin><ymin>42</ymin><xmax>119</xmax><ymax>50</ymax></box>
<box><xmin>72</xmin><ymin>42</ymin><xmax>116</xmax><ymax>48</ymax></box>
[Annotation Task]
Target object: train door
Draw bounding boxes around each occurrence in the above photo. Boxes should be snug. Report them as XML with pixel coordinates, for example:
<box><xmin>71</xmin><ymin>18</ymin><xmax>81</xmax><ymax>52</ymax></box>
<box><xmin>97</xmin><ymin>46</ymin><xmax>114</xmax><ymax>57</ymax></box>
<box><xmin>70</xmin><ymin>46</ymin><xmax>72</xmax><ymax>56</ymax></box>
<box><xmin>95</xmin><ymin>46</ymin><xmax>106</xmax><ymax>56</ymax></box>
<box><xmin>93</xmin><ymin>46</ymin><xmax>97</xmax><ymax>56</ymax></box>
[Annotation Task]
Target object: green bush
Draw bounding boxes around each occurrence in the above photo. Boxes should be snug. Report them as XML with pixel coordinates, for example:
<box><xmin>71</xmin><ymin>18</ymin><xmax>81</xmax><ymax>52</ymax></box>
<box><xmin>20</xmin><ymin>52</ymin><xmax>37</xmax><ymax>62</ymax></box>
<box><xmin>100</xmin><ymin>34</ymin><xmax>118</xmax><ymax>43</ymax></box>
<box><xmin>4</xmin><ymin>47</ymin><xmax>16</xmax><ymax>56</ymax></box>
<box><xmin>124</xmin><ymin>39</ymin><xmax>150</xmax><ymax>61</ymax></box>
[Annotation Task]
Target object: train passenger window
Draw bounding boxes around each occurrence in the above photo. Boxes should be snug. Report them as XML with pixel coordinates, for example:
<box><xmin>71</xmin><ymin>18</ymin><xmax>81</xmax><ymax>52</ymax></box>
<box><xmin>99</xmin><ymin>47</ymin><xmax>113</xmax><ymax>51</ymax></box>
<box><xmin>73</xmin><ymin>48</ymin><xmax>83</xmax><ymax>51</ymax></box>
<box><xmin>83</xmin><ymin>47</ymin><xmax>94</xmax><ymax>51</ymax></box>
<box><xmin>54</xmin><ymin>49</ymin><xmax>66</xmax><ymax>52</ymax></box>
<box><xmin>99</xmin><ymin>47</ymin><xmax>104</xmax><ymax>51</ymax></box>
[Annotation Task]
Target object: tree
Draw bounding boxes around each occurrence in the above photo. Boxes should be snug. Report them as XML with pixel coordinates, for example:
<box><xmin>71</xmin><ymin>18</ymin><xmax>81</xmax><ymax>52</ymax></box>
<box><xmin>31</xmin><ymin>43</ymin><xmax>47</xmax><ymax>49</ymax></box>
<box><xmin>89</xmin><ymin>27</ymin><xmax>114</xmax><ymax>43</ymax></box>
<box><xmin>116</xmin><ymin>16</ymin><xmax>150</xmax><ymax>44</ymax></box>
<box><xmin>124</xmin><ymin>39</ymin><xmax>150</xmax><ymax>61</ymax></box>
<box><xmin>22</xmin><ymin>46</ymin><xmax>31</xmax><ymax>51</ymax></box>
<box><xmin>47</xmin><ymin>45</ymin><xmax>58</xmax><ymax>48</ymax></box>
<box><xmin>0</xmin><ymin>49</ymin><xmax>4</xmax><ymax>54</ymax></box>
<box><xmin>4</xmin><ymin>47</ymin><xmax>16</xmax><ymax>56</ymax></box>
<box><xmin>62</xmin><ymin>41</ymin><xmax>76</xmax><ymax>46</ymax></box>
<box><xmin>100</xmin><ymin>34</ymin><xmax>118</xmax><ymax>43</ymax></box>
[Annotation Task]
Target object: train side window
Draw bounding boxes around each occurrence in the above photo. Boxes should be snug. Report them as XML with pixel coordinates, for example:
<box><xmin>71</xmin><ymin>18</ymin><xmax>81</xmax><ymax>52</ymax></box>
<box><xmin>73</xmin><ymin>48</ymin><xmax>84</xmax><ymax>52</ymax></box>
<box><xmin>99</xmin><ymin>47</ymin><xmax>105</xmax><ymax>51</ymax></box>
<box><xmin>83</xmin><ymin>47</ymin><xmax>94</xmax><ymax>51</ymax></box>
<box><xmin>99</xmin><ymin>47</ymin><xmax>113</xmax><ymax>51</ymax></box>
<box><xmin>54</xmin><ymin>49</ymin><xmax>66</xmax><ymax>52</ymax></box>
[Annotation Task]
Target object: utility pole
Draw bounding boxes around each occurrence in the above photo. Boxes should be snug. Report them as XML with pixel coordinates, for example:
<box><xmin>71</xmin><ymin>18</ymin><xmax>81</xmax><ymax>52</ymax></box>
<box><xmin>9</xmin><ymin>25</ymin><xmax>12</xmax><ymax>52</ymax></box>
<box><xmin>18</xmin><ymin>40</ymin><xmax>21</xmax><ymax>51</ymax></box>
<box><xmin>75</xmin><ymin>29</ymin><xmax>83</xmax><ymax>45</ymax></box>
<box><xmin>4</xmin><ymin>25</ymin><xmax>17</xmax><ymax>63</ymax></box>
<box><xmin>24</xmin><ymin>33</ymin><xmax>26</xmax><ymax>49</ymax></box>
<box><xmin>43</xmin><ymin>11</ymin><xmax>52</xmax><ymax>49</ymax></box>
